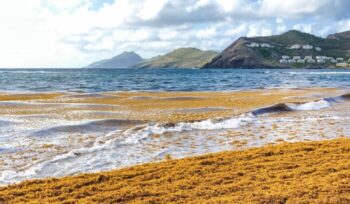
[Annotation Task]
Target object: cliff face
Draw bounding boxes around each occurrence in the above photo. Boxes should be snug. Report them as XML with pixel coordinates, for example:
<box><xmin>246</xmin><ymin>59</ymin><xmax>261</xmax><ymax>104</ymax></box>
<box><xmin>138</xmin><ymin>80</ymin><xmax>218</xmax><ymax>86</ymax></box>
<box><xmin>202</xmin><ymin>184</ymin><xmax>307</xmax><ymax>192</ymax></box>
<box><xmin>328</xmin><ymin>31</ymin><xmax>350</xmax><ymax>40</ymax></box>
<box><xmin>203</xmin><ymin>37</ymin><xmax>265</xmax><ymax>68</ymax></box>
<box><xmin>85</xmin><ymin>51</ymin><xmax>143</xmax><ymax>68</ymax></box>
<box><xmin>204</xmin><ymin>30</ymin><xmax>350</xmax><ymax>69</ymax></box>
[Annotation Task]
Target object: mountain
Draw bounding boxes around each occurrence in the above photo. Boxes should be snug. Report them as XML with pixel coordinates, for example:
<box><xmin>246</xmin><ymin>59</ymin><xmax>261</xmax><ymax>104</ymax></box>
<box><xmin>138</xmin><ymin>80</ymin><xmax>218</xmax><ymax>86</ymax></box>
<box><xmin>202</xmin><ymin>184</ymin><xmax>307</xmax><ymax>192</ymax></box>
<box><xmin>203</xmin><ymin>30</ymin><xmax>350</xmax><ymax>68</ymax></box>
<box><xmin>134</xmin><ymin>48</ymin><xmax>218</xmax><ymax>68</ymax></box>
<box><xmin>85</xmin><ymin>51</ymin><xmax>143</xmax><ymax>68</ymax></box>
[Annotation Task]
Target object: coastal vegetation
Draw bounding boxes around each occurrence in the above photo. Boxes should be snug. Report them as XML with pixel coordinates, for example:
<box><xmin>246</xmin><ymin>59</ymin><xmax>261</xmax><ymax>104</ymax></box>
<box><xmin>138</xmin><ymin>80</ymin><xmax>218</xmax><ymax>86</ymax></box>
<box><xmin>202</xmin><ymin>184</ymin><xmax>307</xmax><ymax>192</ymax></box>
<box><xmin>85</xmin><ymin>48</ymin><xmax>218</xmax><ymax>69</ymax></box>
<box><xmin>133</xmin><ymin>48</ymin><xmax>218</xmax><ymax>68</ymax></box>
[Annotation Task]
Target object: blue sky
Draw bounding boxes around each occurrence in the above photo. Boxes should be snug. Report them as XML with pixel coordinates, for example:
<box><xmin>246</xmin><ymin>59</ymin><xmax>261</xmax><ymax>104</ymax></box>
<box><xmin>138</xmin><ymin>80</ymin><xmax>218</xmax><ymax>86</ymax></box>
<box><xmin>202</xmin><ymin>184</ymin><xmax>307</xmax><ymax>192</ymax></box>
<box><xmin>0</xmin><ymin>0</ymin><xmax>350</xmax><ymax>68</ymax></box>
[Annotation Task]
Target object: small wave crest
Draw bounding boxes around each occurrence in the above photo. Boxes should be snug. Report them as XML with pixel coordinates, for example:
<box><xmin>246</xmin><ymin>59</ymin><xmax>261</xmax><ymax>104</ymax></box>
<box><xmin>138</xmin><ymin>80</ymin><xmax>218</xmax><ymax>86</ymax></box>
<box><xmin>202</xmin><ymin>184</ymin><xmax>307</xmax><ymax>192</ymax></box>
<box><xmin>0</xmin><ymin>119</ymin><xmax>15</xmax><ymax>127</ymax></box>
<box><xmin>287</xmin><ymin>99</ymin><xmax>331</xmax><ymax>111</ymax></box>
<box><xmin>122</xmin><ymin>114</ymin><xmax>255</xmax><ymax>144</ymax></box>
<box><xmin>29</xmin><ymin>119</ymin><xmax>142</xmax><ymax>137</ymax></box>
<box><xmin>252</xmin><ymin>93</ymin><xmax>350</xmax><ymax>115</ymax></box>
<box><xmin>289</xmin><ymin>71</ymin><xmax>350</xmax><ymax>75</ymax></box>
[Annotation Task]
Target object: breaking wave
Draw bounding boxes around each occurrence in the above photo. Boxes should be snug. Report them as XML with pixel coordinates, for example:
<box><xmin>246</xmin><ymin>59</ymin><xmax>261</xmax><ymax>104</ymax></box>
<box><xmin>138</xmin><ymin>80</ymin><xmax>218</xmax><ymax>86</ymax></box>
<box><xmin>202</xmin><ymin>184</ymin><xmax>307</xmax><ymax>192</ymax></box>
<box><xmin>289</xmin><ymin>71</ymin><xmax>350</xmax><ymax>75</ymax></box>
<box><xmin>121</xmin><ymin>114</ymin><xmax>255</xmax><ymax>144</ymax></box>
<box><xmin>252</xmin><ymin>93</ymin><xmax>349</xmax><ymax>115</ymax></box>
<box><xmin>29</xmin><ymin>119</ymin><xmax>143</xmax><ymax>137</ymax></box>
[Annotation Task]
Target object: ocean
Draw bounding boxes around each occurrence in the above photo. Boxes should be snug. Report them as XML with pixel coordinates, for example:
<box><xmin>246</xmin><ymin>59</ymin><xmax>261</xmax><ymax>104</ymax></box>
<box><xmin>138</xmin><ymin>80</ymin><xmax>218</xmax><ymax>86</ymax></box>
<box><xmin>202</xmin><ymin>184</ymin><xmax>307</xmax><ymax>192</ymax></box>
<box><xmin>0</xmin><ymin>68</ymin><xmax>349</xmax><ymax>92</ymax></box>
<box><xmin>0</xmin><ymin>68</ymin><xmax>350</xmax><ymax>184</ymax></box>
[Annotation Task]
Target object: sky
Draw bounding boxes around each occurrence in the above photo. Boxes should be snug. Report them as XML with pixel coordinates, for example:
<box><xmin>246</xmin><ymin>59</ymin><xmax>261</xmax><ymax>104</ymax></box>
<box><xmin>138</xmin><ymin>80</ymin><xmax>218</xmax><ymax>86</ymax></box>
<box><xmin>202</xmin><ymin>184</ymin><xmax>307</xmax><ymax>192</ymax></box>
<box><xmin>1</xmin><ymin>0</ymin><xmax>350</xmax><ymax>68</ymax></box>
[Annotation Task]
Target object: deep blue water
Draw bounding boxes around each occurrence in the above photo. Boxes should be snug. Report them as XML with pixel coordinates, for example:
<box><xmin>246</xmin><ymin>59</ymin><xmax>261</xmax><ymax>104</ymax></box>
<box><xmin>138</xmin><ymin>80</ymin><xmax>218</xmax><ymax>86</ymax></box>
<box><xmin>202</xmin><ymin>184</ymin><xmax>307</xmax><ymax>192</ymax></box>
<box><xmin>0</xmin><ymin>68</ymin><xmax>349</xmax><ymax>92</ymax></box>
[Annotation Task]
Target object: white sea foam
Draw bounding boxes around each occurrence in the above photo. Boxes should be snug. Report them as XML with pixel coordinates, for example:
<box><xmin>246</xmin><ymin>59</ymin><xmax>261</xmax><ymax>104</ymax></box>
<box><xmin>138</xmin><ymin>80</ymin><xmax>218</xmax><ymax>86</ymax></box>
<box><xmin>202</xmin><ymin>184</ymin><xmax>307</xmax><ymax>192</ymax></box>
<box><xmin>1</xmin><ymin>93</ymin><xmax>350</xmax><ymax>185</ymax></box>
<box><xmin>286</xmin><ymin>99</ymin><xmax>331</xmax><ymax>111</ymax></box>
<box><xmin>289</xmin><ymin>71</ymin><xmax>350</xmax><ymax>75</ymax></box>
<box><xmin>0</xmin><ymin>114</ymin><xmax>257</xmax><ymax>184</ymax></box>
<box><xmin>122</xmin><ymin>114</ymin><xmax>255</xmax><ymax>144</ymax></box>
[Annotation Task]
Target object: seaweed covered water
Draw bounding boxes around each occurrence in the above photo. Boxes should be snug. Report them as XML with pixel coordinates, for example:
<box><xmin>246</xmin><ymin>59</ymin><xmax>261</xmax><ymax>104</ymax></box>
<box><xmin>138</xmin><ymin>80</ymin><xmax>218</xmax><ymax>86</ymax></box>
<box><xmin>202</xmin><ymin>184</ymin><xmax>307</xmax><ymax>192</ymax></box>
<box><xmin>0</xmin><ymin>68</ymin><xmax>349</xmax><ymax>92</ymax></box>
<box><xmin>0</xmin><ymin>68</ymin><xmax>350</xmax><ymax>184</ymax></box>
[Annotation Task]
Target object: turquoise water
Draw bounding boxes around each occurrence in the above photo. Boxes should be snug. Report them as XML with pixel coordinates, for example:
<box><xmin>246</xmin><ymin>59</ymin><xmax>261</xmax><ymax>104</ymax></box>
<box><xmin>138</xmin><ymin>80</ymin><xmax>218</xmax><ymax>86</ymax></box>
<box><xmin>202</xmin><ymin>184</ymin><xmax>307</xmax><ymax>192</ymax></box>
<box><xmin>0</xmin><ymin>68</ymin><xmax>349</xmax><ymax>92</ymax></box>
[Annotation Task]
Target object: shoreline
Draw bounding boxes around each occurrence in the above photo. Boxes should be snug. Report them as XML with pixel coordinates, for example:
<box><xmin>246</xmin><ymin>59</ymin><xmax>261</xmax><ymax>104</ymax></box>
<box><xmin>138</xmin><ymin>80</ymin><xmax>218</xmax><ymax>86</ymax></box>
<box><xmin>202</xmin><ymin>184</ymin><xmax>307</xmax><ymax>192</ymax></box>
<box><xmin>1</xmin><ymin>138</ymin><xmax>349</xmax><ymax>203</ymax></box>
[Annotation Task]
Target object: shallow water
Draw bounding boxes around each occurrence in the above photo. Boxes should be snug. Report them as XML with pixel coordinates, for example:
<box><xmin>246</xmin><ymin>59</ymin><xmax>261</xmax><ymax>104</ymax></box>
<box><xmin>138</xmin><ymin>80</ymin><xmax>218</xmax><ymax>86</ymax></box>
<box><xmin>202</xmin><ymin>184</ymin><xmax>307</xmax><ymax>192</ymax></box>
<box><xmin>0</xmin><ymin>88</ymin><xmax>349</xmax><ymax>184</ymax></box>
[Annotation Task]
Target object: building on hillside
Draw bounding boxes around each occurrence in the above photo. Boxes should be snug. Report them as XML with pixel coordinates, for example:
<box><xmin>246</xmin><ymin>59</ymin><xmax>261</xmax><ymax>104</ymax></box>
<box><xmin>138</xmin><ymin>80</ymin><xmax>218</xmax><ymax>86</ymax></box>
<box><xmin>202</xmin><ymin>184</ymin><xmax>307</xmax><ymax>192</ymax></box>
<box><xmin>260</xmin><ymin>43</ymin><xmax>273</xmax><ymax>48</ymax></box>
<box><xmin>247</xmin><ymin>42</ymin><xmax>260</xmax><ymax>48</ymax></box>
<box><xmin>317</xmin><ymin>59</ymin><xmax>326</xmax><ymax>63</ymax></box>
<box><xmin>330</xmin><ymin>59</ymin><xmax>338</xmax><ymax>64</ymax></box>
<box><xmin>315</xmin><ymin>47</ymin><xmax>322</xmax><ymax>52</ymax></box>
<box><xmin>303</xmin><ymin>44</ymin><xmax>313</xmax><ymax>50</ymax></box>
<box><xmin>279</xmin><ymin>59</ymin><xmax>288</xmax><ymax>64</ymax></box>
<box><xmin>336</xmin><ymin>57</ymin><xmax>344</xmax><ymax>61</ymax></box>
<box><xmin>288</xmin><ymin>59</ymin><xmax>296</xmax><ymax>63</ymax></box>
<box><xmin>282</xmin><ymin>55</ymin><xmax>290</xmax><ymax>60</ymax></box>
<box><xmin>297</xmin><ymin>59</ymin><xmax>305</xmax><ymax>63</ymax></box>
<box><xmin>316</xmin><ymin>56</ymin><xmax>327</xmax><ymax>60</ymax></box>
<box><xmin>304</xmin><ymin>56</ymin><xmax>313</xmax><ymax>60</ymax></box>
<box><xmin>247</xmin><ymin>42</ymin><xmax>273</xmax><ymax>48</ymax></box>
<box><xmin>293</xmin><ymin>56</ymin><xmax>301</xmax><ymax>60</ymax></box>
<box><xmin>336</xmin><ymin>62</ymin><xmax>349</xmax><ymax>67</ymax></box>
<box><xmin>290</xmin><ymin>44</ymin><xmax>301</xmax><ymax>49</ymax></box>
<box><xmin>306</xmin><ymin>59</ymin><xmax>316</xmax><ymax>63</ymax></box>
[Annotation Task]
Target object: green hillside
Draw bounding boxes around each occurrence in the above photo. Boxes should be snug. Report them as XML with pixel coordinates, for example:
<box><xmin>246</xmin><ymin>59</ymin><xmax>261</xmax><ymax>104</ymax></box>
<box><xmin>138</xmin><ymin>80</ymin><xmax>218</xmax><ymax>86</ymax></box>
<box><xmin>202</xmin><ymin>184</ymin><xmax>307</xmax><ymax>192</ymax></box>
<box><xmin>256</xmin><ymin>30</ymin><xmax>346</xmax><ymax>57</ymax></box>
<box><xmin>134</xmin><ymin>48</ymin><xmax>218</xmax><ymax>68</ymax></box>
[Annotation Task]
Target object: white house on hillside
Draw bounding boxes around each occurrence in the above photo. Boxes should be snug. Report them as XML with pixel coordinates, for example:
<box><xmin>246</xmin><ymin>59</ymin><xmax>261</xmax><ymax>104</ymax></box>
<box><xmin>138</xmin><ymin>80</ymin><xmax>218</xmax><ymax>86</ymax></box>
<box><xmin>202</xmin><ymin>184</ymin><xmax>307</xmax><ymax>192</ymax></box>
<box><xmin>336</xmin><ymin>62</ymin><xmax>348</xmax><ymax>67</ymax></box>
<box><xmin>302</xmin><ymin>45</ymin><xmax>313</xmax><ymax>50</ymax></box>
<box><xmin>247</xmin><ymin>42</ymin><xmax>259</xmax><ymax>48</ymax></box>
<box><xmin>279</xmin><ymin>59</ymin><xmax>288</xmax><ymax>63</ymax></box>
<box><xmin>293</xmin><ymin>56</ymin><xmax>301</xmax><ymax>60</ymax></box>
<box><xmin>260</xmin><ymin>43</ymin><xmax>273</xmax><ymax>48</ymax></box>
<box><xmin>304</xmin><ymin>56</ymin><xmax>313</xmax><ymax>60</ymax></box>
<box><xmin>290</xmin><ymin>44</ymin><xmax>301</xmax><ymax>49</ymax></box>
<box><xmin>330</xmin><ymin>59</ymin><xmax>338</xmax><ymax>63</ymax></box>
<box><xmin>307</xmin><ymin>59</ymin><xmax>316</xmax><ymax>63</ymax></box>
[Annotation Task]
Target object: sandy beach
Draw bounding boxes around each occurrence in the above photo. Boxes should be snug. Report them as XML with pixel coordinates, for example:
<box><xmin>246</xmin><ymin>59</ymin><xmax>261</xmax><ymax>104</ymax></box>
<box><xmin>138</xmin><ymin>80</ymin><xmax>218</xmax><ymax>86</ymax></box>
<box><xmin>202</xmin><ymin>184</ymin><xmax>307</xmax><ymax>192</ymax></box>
<box><xmin>2</xmin><ymin>1</ymin><xmax>350</xmax><ymax>202</ymax></box>
<box><xmin>1</xmin><ymin>138</ymin><xmax>349</xmax><ymax>203</ymax></box>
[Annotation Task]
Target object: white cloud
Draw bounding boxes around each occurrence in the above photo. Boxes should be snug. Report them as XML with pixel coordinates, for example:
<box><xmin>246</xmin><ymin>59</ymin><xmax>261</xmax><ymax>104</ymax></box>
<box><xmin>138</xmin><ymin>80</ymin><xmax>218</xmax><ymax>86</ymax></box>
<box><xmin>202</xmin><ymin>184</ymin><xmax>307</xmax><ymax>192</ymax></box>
<box><xmin>293</xmin><ymin>24</ymin><xmax>313</xmax><ymax>33</ymax></box>
<box><xmin>138</xmin><ymin>0</ymin><xmax>167</xmax><ymax>20</ymax></box>
<box><xmin>196</xmin><ymin>27</ymin><xmax>217</xmax><ymax>39</ymax></box>
<box><xmin>259</xmin><ymin>0</ymin><xmax>326</xmax><ymax>18</ymax></box>
<box><xmin>0</xmin><ymin>0</ymin><xmax>349</xmax><ymax>68</ymax></box>
<box><xmin>44</xmin><ymin>0</ymin><xmax>87</xmax><ymax>10</ymax></box>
